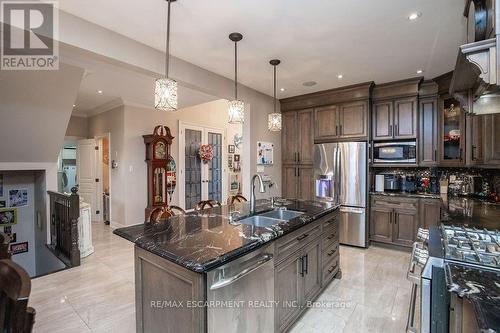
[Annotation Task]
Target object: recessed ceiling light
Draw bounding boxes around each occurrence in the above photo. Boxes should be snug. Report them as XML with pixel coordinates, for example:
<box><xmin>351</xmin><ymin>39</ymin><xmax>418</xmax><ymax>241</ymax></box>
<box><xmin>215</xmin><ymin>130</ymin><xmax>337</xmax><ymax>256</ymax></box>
<box><xmin>416</xmin><ymin>70</ymin><xmax>424</xmax><ymax>74</ymax></box>
<box><xmin>97</xmin><ymin>90</ymin><xmax>103</xmax><ymax>94</ymax></box>
<box><xmin>408</xmin><ymin>12</ymin><xmax>421</xmax><ymax>20</ymax></box>
<box><xmin>303</xmin><ymin>81</ymin><xmax>317</xmax><ymax>87</ymax></box>
<box><xmin>280</xmin><ymin>88</ymin><xmax>285</xmax><ymax>92</ymax></box>
<box><xmin>72</xmin><ymin>104</ymin><xmax>76</xmax><ymax>108</ymax></box>
<box><xmin>337</xmin><ymin>74</ymin><xmax>343</xmax><ymax>79</ymax></box>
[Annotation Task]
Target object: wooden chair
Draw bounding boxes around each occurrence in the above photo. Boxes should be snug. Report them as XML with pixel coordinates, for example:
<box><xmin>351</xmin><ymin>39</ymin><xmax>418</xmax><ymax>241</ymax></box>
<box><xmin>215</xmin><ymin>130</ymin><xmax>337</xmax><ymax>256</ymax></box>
<box><xmin>195</xmin><ymin>200</ymin><xmax>221</xmax><ymax>211</ymax></box>
<box><xmin>168</xmin><ymin>205</ymin><xmax>186</xmax><ymax>216</ymax></box>
<box><xmin>0</xmin><ymin>233</ymin><xmax>10</xmax><ymax>260</ymax></box>
<box><xmin>0</xmin><ymin>259</ymin><xmax>36</xmax><ymax>333</ymax></box>
<box><xmin>227</xmin><ymin>195</ymin><xmax>247</xmax><ymax>205</ymax></box>
<box><xmin>148</xmin><ymin>207</ymin><xmax>174</xmax><ymax>223</ymax></box>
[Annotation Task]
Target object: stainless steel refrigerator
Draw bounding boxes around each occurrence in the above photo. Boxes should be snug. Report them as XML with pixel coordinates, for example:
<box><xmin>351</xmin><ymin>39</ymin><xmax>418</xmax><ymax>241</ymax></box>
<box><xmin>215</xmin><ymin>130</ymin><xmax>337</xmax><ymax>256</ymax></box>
<box><xmin>313</xmin><ymin>142</ymin><xmax>367</xmax><ymax>247</ymax></box>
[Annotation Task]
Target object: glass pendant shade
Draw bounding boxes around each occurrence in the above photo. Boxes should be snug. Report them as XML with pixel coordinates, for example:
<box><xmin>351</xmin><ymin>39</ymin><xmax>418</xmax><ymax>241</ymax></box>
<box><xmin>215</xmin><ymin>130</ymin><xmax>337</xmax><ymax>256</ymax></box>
<box><xmin>155</xmin><ymin>77</ymin><xmax>178</xmax><ymax>111</ymax></box>
<box><xmin>228</xmin><ymin>99</ymin><xmax>245</xmax><ymax>124</ymax></box>
<box><xmin>268</xmin><ymin>112</ymin><xmax>282</xmax><ymax>131</ymax></box>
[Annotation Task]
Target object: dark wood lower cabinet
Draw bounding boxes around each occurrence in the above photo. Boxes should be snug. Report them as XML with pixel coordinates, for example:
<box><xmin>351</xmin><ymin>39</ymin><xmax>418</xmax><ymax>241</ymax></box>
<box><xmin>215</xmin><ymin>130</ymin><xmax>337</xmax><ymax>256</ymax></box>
<box><xmin>392</xmin><ymin>208</ymin><xmax>418</xmax><ymax>247</ymax></box>
<box><xmin>483</xmin><ymin>113</ymin><xmax>500</xmax><ymax>166</ymax></box>
<box><xmin>275</xmin><ymin>212</ymin><xmax>340</xmax><ymax>333</ymax></box>
<box><xmin>282</xmin><ymin>165</ymin><xmax>314</xmax><ymax>200</ymax></box>
<box><xmin>370</xmin><ymin>196</ymin><xmax>440</xmax><ymax>248</ymax></box>
<box><xmin>370</xmin><ymin>206</ymin><xmax>393</xmax><ymax>244</ymax></box>
<box><xmin>419</xmin><ymin>199</ymin><xmax>441</xmax><ymax>228</ymax></box>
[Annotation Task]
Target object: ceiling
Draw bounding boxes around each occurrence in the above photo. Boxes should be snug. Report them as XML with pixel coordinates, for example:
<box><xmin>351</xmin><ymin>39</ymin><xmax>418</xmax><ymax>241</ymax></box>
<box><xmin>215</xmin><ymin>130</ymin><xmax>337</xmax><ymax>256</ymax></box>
<box><xmin>70</xmin><ymin>56</ymin><xmax>217</xmax><ymax>116</ymax></box>
<box><xmin>58</xmin><ymin>0</ymin><xmax>466</xmax><ymax>99</ymax></box>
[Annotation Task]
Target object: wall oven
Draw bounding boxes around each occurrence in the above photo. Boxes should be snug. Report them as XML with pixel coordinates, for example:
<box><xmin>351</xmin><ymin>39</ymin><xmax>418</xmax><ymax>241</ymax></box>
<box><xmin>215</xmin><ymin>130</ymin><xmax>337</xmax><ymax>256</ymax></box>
<box><xmin>373</xmin><ymin>141</ymin><xmax>416</xmax><ymax>164</ymax></box>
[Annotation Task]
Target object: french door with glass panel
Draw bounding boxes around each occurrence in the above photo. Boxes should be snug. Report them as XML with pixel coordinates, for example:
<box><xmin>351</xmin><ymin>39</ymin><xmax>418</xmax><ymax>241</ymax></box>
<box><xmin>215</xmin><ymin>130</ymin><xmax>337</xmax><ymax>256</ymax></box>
<box><xmin>179</xmin><ymin>123</ymin><xmax>225</xmax><ymax>210</ymax></box>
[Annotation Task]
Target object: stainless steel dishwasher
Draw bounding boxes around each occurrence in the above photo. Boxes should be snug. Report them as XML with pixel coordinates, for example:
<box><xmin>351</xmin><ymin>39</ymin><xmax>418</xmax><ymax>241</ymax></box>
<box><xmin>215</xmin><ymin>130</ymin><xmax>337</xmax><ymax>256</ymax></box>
<box><xmin>207</xmin><ymin>243</ymin><xmax>275</xmax><ymax>333</ymax></box>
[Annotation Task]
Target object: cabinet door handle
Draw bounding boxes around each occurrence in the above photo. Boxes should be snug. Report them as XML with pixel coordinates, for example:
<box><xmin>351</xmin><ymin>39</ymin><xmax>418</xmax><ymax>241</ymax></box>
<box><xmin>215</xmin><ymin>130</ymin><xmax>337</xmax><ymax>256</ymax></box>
<box><xmin>295</xmin><ymin>152</ymin><xmax>298</xmax><ymax>163</ymax></box>
<box><xmin>296</xmin><ymin>233</ymin><xmax>309</xmax><ymax>241</ymax></box>
<box><xmin>328</xmin><ymin>265</ymin><xmax>336</xmax><ymax>273</ymax></box>
<box><xmin>303</xmin><ymin>254</ymin><xmax>308</xmax><ymax>275</ymax></box>
<box><xmin>472</xmin><ymin>145</ymin><xmax>476</xmax><ymax>161</ymax></box>
<box><xmin>335</xmin><ymin>125</ymin><xmax>338</xmax><ymax>136</ymax></box>
<box><xmin>389</xmin><ymin>124</ymin><xmax>392</xmax><ymax>137</ymax></box>
<box><xmin>299</xmin><ymin>257</ymin><xmax>304</xmax><ymax>277</ymax></box>
<box><xmin>327</xmin><ymin>249</ymin><xmax>335</xmax><ymax>256</ymax></box>
<box><xmin>460</xmin><ymin>148</ymin><xmax>463</xmax><ymax>161</ymax></box>
<box><xmin>327</xmin><ymin>233</ymin><xmax>335</xmax><ymax>240</ymax></box>
<box><xmin>297</xmin><ymin>167</ymin><xmax>300</xmax><ymax>177</ymax></box>
<box><xmin>395</xmin><ymin>124</ymin><xmax>398</xmax><ymax>136</ymax></box>
<box><xmin>297</xmin><ymin>152</ymin><xmax>300</xmax><ymax>162</ymax></box>
<box><xmin>339</xmin><ymin>125</ymin><xmax>342</xmax><ymax>135</ymax></box>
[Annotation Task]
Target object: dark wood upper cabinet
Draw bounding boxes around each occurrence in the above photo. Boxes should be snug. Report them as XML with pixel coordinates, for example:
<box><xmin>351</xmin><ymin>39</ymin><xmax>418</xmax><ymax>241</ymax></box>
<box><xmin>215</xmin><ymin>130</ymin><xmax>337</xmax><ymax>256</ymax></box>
<box><xmin>339</xmin><ymin>101</ymin><xmax>368</xmax><ymax>139</ymax></box>
<box><xmin>394</xmin><ymin>97</ymin><xmax>417</xmax><ymax>139</ymax></box>
<box><xmin>372</xmin><ymin>101</ymin><xmax>393</xmax><ymax>140</ymax></box>
<box><xmin>419</xmin><ymin>97</ymin><xmax>439</xmax><ymax>166</ymax></box>
<box><xmin>282</xmin><ymin>112</ymin><xmax>298</xmax><ymax>165</ymax></box>
<box><xmin>297</xmin><ymin>109</ymin><xmax>314</xmax><ymax>164</ymax></box>
<box><xmin>483</xmin><ymin>113</ymin><xmax>500</xmax><ymax>165</ymax></box>
<box><xmin>439</xmin><ymin>95</ymin><xmax>466</xmax><ymax>167</ymax></box>
<box><xmin>314</xmin><ymin>105</ymin><xmax>339</xmax><ymax>141</ymax></box>
<box><xmin>466</xmin><ymin>114</ymin><xmax>483</xmax><ymax>166</ymax></box>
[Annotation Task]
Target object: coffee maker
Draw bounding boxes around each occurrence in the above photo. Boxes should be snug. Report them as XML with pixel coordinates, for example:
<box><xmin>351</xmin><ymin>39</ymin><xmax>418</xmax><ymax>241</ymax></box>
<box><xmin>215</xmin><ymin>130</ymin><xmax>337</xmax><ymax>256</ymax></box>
<box><xmin>402</xmin><ymin>174</ymin><xmax>417</xmax><ymax>193</ymax></box>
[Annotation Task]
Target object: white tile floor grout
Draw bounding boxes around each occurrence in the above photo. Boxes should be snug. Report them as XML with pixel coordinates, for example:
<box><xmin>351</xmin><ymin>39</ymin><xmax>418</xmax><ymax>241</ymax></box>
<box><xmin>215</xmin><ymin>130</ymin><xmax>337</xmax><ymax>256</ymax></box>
<box><xmin>30</xmin><ymin>221</ymin><xmax>411</xmax><ymax>333</ymax></box>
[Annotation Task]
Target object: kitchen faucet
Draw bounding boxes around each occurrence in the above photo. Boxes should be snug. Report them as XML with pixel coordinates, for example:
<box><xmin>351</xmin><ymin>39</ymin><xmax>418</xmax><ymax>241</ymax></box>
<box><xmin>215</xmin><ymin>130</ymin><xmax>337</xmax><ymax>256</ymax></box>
<box><xmin>250</xmin><ymin>174</ymin><xmax>265</xmax><ymax>215</ymax></box>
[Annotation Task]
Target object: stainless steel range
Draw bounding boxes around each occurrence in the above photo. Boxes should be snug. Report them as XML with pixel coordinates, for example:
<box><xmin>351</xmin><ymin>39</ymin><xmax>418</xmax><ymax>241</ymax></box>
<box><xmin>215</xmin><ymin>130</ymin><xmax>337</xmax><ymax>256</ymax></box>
<box><xmin>442</xmin><ymin>226</ymin><xmax>500</xmax><ymax>269</ymax></box>
<box><xmin>406</xmin><ymin>225</ymin><xmax>500</xmax><ymax>333</ymax></box>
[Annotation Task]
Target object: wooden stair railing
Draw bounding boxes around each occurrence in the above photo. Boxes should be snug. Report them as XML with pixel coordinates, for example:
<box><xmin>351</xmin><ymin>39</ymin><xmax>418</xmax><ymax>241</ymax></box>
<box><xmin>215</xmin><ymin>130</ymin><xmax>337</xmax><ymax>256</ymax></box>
<box><xmin>0</xmin><ymin>259</ymin><xmax>36</xmax><ymax>333</ymax></box>
<box><xmin>47</xmin><ymin>187</ymin><xmax>80</xmax><ymax>267</ymax></box>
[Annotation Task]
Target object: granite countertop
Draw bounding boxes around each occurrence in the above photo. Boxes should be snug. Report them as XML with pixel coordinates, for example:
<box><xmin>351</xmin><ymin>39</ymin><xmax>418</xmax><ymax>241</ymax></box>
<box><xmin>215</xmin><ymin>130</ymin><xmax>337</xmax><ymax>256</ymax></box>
<box><xmin>114</xmin><ymin>199</ymin><xmax>339</xmax><ymax>273</ymax></box>
<box><xmin>441</xmin><ymin>196</ymin><xmax>500</xmax><ymax>230</ymax></box>
<box><xmin>369</xmin><ymin>191</ymin><xmax>442</xmax><ymax>199</ymax></box>
<box><xmin>445</xmin><ymin>262</ymin><xmax>500</xmax><ymax>332</ymax></box>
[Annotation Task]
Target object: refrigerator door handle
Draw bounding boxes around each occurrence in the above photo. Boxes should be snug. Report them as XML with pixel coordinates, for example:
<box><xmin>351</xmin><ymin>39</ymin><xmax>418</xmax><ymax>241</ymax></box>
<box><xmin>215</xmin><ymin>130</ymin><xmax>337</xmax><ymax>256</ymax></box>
<box><xmin>337</xmin><ymin>147</ymin><xmax>342</xmax><ymax>205</ymax></box>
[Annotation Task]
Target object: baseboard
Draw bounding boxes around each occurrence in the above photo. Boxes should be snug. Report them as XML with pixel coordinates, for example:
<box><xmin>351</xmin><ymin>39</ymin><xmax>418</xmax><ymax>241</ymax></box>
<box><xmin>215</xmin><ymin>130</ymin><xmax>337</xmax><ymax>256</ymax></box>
<box><xmin>109</xmin><ymin>221</ymin><xmax>125</xmax><ymax>230</ymax></box>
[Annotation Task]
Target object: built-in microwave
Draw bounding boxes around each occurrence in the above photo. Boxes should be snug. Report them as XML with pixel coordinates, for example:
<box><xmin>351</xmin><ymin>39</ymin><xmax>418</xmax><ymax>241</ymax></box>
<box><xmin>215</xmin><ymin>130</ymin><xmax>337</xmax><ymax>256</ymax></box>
<box><xmin>373</xmin><ymin>141</ymin><xmax>416</xmax><ymax>163</ymax></box>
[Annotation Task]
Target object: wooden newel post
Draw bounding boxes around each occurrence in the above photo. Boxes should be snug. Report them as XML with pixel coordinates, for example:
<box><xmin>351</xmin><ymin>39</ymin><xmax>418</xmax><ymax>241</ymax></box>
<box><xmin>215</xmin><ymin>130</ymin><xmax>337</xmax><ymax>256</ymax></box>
<box><xmin>69</xmin><ymin>187</ymin><xmax>81</xmax><ymax>267</ymax></box>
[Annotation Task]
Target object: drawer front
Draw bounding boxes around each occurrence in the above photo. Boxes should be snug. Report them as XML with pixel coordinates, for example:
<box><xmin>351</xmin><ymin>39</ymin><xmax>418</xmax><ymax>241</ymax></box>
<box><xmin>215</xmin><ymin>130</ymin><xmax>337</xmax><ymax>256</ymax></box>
<box><xmin>322</xmin><ymin>254</ymin><xmax>340</xmax><ymax>285</ymax></box>
<box><xmin>322</xmin><ymin>241</ymin><xmax>339</xmax><ymax>264</ymax></box>
<box><xmin>322</xmin><ymin>224</ymin><xmax>339</xmax><ymax>249</ymax></box>
<box><xmin>371</xmin><ymin>196</ymin><xmax>418</xmax><ymax>211</ymax></box>
<box><xmin>275</xmin><ymin>221</ymin><xmax>321</xmax><ymax>263</ymax></box>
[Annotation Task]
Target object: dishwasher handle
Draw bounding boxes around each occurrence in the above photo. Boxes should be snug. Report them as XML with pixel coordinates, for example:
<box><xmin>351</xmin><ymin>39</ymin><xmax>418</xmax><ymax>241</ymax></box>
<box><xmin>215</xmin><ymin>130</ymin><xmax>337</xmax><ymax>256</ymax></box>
<box><xmin>209</xmin><ymin>254</ymin><xmax>273</xmax><ymax>290</ymax></box>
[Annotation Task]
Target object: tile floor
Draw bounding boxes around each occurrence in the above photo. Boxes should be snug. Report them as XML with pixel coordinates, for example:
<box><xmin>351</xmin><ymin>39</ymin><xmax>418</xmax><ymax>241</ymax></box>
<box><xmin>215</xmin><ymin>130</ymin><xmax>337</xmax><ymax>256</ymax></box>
<box><xmin>30</xmin><ymin>222</ymin><xmax>411</xmax><ymax>333</ymax></box>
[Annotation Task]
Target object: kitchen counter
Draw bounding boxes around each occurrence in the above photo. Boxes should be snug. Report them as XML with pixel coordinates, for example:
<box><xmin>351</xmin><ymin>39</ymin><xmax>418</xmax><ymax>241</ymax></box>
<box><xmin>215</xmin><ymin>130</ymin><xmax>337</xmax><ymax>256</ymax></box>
<box><xmin>446</xmin><ymin>262</ymin><xmax>500</xmax><ymax>332</ymax></box>
<box><xmin>370</xmin><ymin>191</ymin><xmax>442</xmax><ymax>199</ymax></box>
<box><xmin>441</xmin><ymin>196</ymin><xmax>500</xmax><ymax>230</ymax></box>
<box><xmin>114</xmin><ymin>199</ymin><xmax>339</xmax><ymax>273</ymax></box>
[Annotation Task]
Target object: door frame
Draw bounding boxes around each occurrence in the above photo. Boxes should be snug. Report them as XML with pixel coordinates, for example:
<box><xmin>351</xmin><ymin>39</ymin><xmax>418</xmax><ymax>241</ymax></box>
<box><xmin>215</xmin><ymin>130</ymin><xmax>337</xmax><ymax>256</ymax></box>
<box><xmin>94</xmin><ymin>133</ymin><xmax>112</xmax><ymax>224</ymax></box>
<box><xmin>178</xmin><ymin>121</ymin><xmax>227</xmax><ymax>210</ymax></box>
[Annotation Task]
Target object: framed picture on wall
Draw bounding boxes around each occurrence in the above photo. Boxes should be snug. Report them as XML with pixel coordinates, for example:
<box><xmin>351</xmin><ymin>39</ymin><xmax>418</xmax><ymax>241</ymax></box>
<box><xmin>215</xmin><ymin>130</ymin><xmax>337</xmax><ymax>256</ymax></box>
<box><xmin>0</xmin><ymin>200</ymin><xmax>5</xmax><ymax>208</ymax></box>
<box><xmin>234</xmin><ymin>154</ymin><xmax>240</xmax><ymax>162</ymax></box>
<box><xmin>10</xmin><ymin>242</ymin><xmax>28</xmax><ymax>255</ymax></box>
<box><xmin>228</xmin><ymin>155</ymin><xmax>233</xmax><ymax>169</ymax></box>
<box><xmin>0</xmin><ymin>174</ymin><xmax>3</xmax><ymax>197</ymax></box>
<box><xmin>228</xmin><ymin>145</ymin><xmax>235</xmax><ymax>154</ymax></box>
<box><xmin>0</xmin><ymin>208</ymin><xmax>17</xmax><ymax>227</ymax></box>
<box><xmin>9</xmin><ymin>189</ymin><xmax>28</xmax><ymax>207</ymax></box>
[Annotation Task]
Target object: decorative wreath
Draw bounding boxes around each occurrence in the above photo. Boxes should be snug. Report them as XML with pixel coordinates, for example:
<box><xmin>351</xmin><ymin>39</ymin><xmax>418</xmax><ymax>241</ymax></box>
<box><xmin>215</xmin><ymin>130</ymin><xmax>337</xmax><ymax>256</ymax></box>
<box><xmin>199</xmin><ymin>144</ymin><xmax>214</xmax><ymax>164</ymax></box>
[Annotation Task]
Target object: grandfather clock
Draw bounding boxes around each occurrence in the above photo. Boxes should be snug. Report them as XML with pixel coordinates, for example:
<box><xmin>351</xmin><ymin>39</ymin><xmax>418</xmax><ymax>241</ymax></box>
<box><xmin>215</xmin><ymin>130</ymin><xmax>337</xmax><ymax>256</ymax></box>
<box><xmin>143</xmin><ymin>125</ymin><xmax>174</xmax><ymax>221</ymax></box>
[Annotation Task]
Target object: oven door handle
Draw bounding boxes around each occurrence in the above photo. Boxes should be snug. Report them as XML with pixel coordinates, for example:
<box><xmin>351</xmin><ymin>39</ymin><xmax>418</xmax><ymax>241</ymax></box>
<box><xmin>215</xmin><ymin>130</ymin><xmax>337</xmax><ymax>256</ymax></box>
<box><xmin>406</xmin><ymin>282</ymin><xmax>419</xmax><ymax>333</ymax></box>
<box><xmin>209</xmin><ymin>254</ymin><xmax>273</xmax><ymax>290</ymax></box>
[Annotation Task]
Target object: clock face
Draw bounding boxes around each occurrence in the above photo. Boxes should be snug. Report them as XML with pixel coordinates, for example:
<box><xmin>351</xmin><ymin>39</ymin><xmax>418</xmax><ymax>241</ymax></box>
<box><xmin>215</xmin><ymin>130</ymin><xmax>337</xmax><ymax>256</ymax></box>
<box><xmin>154</xmin><ymin>141</ymin><xmax>167</xmax><ymax>159</ymax></box>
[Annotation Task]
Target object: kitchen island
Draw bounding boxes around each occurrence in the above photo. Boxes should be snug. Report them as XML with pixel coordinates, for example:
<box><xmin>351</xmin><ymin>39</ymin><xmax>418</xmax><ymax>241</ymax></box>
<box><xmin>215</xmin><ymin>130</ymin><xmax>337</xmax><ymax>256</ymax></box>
<box><xmin>114</xmin><ymin>199</ymin><xmax>340</xmax><ymax>333</ymax></box>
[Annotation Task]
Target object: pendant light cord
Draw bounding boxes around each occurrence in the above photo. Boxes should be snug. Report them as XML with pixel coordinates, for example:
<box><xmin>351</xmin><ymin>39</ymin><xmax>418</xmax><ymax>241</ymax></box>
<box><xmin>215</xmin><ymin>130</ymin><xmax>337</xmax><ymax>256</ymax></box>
<box><xmin>234</xmin><ymin>41</ymin><xmax>238</xmax><ymax>99</ymax></box>
<box><xmin>165</xmin><ymin>0</ymin><xmax>172</xmax><ymax>78</ymax></box>
<box><xmin>273</xmin><ymin>65</ymin><xmax>277</xmax><ymax>113</ymax></box>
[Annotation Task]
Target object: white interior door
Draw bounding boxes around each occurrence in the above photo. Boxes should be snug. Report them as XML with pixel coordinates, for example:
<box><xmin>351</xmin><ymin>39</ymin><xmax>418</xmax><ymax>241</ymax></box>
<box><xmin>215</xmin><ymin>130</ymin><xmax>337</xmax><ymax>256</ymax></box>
<box><xmin>77</xmin><ymin>139</ymin><xmax>98</xmax><ymax>220</ymax></box>
<box><xmin>179</xmin><ymin>122</ymin><xmax>226</xmax><ymax>210</ymax></box>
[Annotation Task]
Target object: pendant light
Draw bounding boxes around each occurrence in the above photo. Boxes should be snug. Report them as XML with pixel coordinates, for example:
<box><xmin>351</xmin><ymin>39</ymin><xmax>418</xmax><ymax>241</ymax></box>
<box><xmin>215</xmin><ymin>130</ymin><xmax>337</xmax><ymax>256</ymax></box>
<box><xmin>228</xmin><ymin>32</ymin><xmax>245</xmax><ymax>124</ymax></box>
<box><xmin>268</xmin><ymin>59</ymin><xmax>282</xmax><ymax>131</ymax></box>
<box><xmin>155</xmin><ymin>0</ymin><xmax>178</xmax><ymax>111</ymax></box>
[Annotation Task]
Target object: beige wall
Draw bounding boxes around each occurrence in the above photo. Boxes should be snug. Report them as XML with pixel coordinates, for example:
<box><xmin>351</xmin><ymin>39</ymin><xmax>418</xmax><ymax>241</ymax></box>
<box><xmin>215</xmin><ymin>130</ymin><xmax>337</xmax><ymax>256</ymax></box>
<box><xmin>65</xmin><ymin>116</ymin><xmax>88</xmax><ymax>138</ymax></box>
<box><xmin>87</xmin><ymin>106</ymin><xmax>126</xmax><ymax>227</ymax></box>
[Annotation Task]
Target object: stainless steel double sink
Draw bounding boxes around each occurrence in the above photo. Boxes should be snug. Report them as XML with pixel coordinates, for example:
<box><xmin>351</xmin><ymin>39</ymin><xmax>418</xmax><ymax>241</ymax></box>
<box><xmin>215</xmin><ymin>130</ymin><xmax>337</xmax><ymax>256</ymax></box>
<box><xmin>236</xmin><ymin>209</ymin><xmax>304</xmax><ymax>228</ymax></box>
